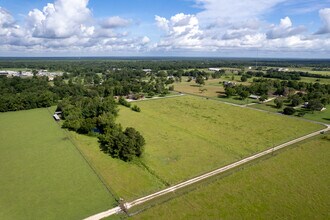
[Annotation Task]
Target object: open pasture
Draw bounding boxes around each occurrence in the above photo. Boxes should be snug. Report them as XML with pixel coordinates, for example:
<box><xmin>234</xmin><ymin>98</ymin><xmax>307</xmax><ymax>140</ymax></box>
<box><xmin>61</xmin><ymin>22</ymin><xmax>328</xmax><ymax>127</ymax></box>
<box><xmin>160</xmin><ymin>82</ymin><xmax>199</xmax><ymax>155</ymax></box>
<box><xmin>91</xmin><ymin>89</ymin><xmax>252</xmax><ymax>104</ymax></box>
<box><xmin>174</xmin><ymin>77</ymin><xmax>225</xmax><ymax>98</ymax></box>
<box><xmin>0</xmin><ymin>108</ymin><xmax>116</xmax><ymax>220</ymax></box>
<box><xmin>131</xmin><ymin>134</ymin><xmax>330</xmax><ymax>220</ymax></box>
<box><xmin>174</xmin><ymin>77</ymin><xmax>253</xmax><ymax>105</ymax></box>
<box><xmin>117</xmin><ymin>96</ymin><xmax>323</xmax><ymax>185</ymax></box>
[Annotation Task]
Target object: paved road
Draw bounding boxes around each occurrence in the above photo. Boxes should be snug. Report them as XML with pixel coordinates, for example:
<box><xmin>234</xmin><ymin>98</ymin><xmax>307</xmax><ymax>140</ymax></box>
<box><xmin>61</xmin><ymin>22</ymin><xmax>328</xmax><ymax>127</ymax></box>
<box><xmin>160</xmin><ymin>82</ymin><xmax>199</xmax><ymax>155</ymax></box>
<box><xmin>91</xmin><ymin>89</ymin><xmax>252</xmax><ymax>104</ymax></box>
<box><xmin>84</xmin><ymin>124</ymin><xmax>329</xmax><ymax>220</ymax></box>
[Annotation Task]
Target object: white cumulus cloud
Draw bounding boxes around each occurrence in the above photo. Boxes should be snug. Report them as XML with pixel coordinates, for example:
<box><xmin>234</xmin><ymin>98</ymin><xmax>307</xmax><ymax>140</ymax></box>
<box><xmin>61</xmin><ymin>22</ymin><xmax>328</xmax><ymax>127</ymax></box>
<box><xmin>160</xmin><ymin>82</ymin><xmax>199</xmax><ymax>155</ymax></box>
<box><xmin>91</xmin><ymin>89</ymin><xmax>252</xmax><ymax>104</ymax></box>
<box><xmin>267</xmin><ymin>17</ymin><xmax>306</xmax><ymax>39</ymax></box>
<box><xmin>155</xmin><ymin>13</ymin><xmax>203</xmax><ymax>50</ymax></box>
<box><xmin>315</xmin><ymin>8</ymin><xmax>330</xmax><ymax>34</ymax></box>
<box><xmin>100</xmin><ymin>16</ymin><xmax>131</xmax><ymax>29</ymax></box>
<box><xmin>27</xmin><ymin>0</ymin><xmax>93</xmax><ymax>38</ymax></box>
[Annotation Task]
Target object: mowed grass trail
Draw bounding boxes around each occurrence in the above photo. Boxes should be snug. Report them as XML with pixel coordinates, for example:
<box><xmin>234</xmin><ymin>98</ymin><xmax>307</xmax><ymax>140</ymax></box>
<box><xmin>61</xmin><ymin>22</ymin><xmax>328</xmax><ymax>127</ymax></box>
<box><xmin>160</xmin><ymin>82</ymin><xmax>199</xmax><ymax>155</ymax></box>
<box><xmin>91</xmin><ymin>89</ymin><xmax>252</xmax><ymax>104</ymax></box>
<box><xmin>118</xmin><ymin>96</ymin><xmax>324</xmax><ymax>184</ymax></box>
<box><xmin>132</xmin><ymin>134</ymin><xmax>330</xmax><ymax>220</ymax></box>
<box><xmin>0</xmin><ymin>108</ymin><xmax>116</xmax><ymax>220</ymax></box>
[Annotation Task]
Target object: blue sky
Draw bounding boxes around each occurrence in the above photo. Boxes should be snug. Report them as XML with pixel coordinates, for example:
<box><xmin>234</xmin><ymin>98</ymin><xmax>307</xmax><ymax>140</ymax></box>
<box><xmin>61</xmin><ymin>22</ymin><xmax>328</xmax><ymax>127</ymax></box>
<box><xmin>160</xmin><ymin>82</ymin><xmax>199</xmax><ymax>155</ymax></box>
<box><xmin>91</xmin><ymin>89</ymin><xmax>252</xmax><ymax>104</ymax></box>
<box><xmin>0</xmin><ymin>0</ymin><xmax>329</xmax><ymax>57</ymax></box>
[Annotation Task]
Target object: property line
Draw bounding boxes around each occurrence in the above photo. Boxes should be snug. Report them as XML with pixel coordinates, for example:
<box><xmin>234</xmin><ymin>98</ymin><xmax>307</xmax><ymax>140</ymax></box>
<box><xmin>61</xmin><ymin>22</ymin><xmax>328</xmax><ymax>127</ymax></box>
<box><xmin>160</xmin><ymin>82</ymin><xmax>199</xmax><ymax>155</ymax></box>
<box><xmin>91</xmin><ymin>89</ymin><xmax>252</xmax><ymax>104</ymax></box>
<box><xmin>46</xmin><ymin>107</ymin><xmax>120</xmax><ymax>202</ymax></box>
<box><xmin>83</xmin><ymin>125</ymin><xmax>329</xmax><ymax>220</ymax></box>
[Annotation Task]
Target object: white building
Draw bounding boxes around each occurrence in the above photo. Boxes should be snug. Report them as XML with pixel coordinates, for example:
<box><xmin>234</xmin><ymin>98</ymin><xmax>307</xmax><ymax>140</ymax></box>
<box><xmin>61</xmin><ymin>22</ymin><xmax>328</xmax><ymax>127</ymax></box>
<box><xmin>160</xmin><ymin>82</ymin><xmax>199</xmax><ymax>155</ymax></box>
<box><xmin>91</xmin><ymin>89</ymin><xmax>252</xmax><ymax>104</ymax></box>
<box><xmin>208</xmin><ymin>68</ymin><xmax>221</xmax><ymax>72</ymax></box>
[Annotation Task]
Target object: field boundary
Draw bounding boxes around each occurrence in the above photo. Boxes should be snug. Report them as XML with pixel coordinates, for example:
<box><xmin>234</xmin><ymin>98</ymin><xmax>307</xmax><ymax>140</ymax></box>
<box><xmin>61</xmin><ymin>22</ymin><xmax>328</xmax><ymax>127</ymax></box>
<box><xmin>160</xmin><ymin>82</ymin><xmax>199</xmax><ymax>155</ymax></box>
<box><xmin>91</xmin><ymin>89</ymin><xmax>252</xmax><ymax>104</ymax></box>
<box><xmin>83</xmin><ymin>125</ymin><xmax>329</xmax><ymax>220</ymax></box>
<box><xmin>46</xmin><ymin>107</ymin><xmax>120</xmax><ymax>202</ymax></box>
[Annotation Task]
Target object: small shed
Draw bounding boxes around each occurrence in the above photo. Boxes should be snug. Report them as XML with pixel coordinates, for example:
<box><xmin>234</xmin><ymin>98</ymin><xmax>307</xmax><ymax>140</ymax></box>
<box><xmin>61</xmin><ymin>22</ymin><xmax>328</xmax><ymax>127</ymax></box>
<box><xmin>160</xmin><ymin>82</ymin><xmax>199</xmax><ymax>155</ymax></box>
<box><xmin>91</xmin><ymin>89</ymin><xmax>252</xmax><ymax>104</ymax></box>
<box><xmin>53</xmin><ymin>114</ymin><xmax>60</xmax><ymax>121</ymax></box>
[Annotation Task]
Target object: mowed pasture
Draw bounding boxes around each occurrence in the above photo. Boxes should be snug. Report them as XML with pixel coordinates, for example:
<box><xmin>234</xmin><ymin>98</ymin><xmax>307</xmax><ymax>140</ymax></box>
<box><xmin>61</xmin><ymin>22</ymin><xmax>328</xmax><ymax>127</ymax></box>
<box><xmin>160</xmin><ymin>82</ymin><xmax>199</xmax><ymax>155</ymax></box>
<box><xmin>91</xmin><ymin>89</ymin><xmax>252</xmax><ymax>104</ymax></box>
<box><xmin>251</xmin><ymin>101</ymin><xmax>330</xmax><ymax>124</ymax></box>
<box><xmin>0</xmin><ymin>108</ymin><xmax>116</xmax><ymax>220</ymax></box>
<box><xmin>132</xmin><ymin>134</ymin><xmax>330</xmax><ymax>220</ymax></box>
<box><xmin>117</xmin><ymin>96</ymin><xmax>323</xmax><ymax>185</ymax></box>
<box><xmin>174</xmin><ymin>77</ymin><xmax>225</xmax><ymax>98</ymax></box>
<box><xmin>174</xmin><ymin>77</ymin><xmax>255</xmax><ymax>105</ymax></box>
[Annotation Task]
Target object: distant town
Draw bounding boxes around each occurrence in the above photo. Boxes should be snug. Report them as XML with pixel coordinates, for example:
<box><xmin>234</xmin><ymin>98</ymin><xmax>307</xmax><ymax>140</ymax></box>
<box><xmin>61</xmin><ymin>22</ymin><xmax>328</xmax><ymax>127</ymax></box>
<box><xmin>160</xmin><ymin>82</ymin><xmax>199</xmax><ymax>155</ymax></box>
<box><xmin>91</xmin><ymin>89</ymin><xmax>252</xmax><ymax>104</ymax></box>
<box><xmin>0</xmin><ymin>69</ymin><xmax>63</xmax><ymax>81</ymax></box>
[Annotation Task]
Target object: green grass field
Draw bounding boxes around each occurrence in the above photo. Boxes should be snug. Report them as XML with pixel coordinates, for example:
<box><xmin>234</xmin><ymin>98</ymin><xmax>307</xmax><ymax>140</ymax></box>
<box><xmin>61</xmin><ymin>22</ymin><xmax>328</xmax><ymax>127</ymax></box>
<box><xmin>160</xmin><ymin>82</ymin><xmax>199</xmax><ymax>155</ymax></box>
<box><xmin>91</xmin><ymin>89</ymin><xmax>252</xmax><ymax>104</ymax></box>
<box><xmin>298</xmin><ymin>105</ymin><xmax>330</xmax><ymax>124</ymax></box>
<box><xmin>0</xmin><ymin>108</ymin><xmax>116</xmax><ymax>220</ymax></box>
<box><xmin>299</xmin><ymin>77</ymin><xmax>330</xmax><ymax>84</ymax></box>
<box><xmin>251</xmin><ymin>101</ymin><xmax>330</xmax><ymax>124</ymax></box>
<box><xmin>290</xmin><ymin>67</ymin><xmax>330</xmax><ymax>76</ymax></box>
<box><xmin>250</xmin><ymin>99</ymin><xmax>285</xmax><ymax>113</ymax></box>
<box><xmin>131</xmin><ymin>134</ymin><xmax>330</xmax><ymax>220</ymax></box>
<box><xmin>70</xmin><ymin>132</ymin><xmax>165</xmax><ymax>201</ymax></box>
<box><xmin>117</xmin><ymin>96</ymin><xmax>323</xmax><ymax>185</ymax></box>
<box><xmin>174</xmin><ymin>77</ymin><xmax>254</xmax><ymax>105</ymax></box>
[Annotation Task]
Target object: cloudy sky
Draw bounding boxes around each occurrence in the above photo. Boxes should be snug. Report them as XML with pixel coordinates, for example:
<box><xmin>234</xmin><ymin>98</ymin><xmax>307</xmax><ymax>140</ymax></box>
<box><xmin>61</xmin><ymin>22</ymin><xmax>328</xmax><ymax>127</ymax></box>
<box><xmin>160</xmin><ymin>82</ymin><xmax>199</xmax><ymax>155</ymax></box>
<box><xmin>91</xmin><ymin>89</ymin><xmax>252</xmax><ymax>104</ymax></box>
<box><xmin>0</xmin><ymin>0</ymin><xmax>330</xmax><ymax>58</ymax></box>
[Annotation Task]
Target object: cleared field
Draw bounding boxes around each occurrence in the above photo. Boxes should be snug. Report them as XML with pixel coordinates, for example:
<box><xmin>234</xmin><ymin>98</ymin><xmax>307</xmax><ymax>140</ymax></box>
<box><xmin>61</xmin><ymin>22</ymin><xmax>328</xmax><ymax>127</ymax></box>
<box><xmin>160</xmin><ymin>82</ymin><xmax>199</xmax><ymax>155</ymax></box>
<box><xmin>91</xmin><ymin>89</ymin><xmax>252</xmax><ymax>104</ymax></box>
<box><xmin>290</xmin><ymin>67</ymin><xmax>330</xmax><ymax>76</ymax></box>
<box><xmin>131</xmin><ymin>134</ymin><xmax>330</xmax><ymax>220</ymax></box>
<box><xmin>174</xmin><ymin>77</ymin><xmax>254</xmax><ymax>105</ymax></box>
<box><xmin>0</xmin><ymin>108</ymin><xmax>116</xmax><ymax>220</ymax></box>
<box><xmin>299</xmin><ymin>104</ymin><xmax>330</xmax><ymax>124</ymax></box>
<box><xmin>174</xmin><ymin>78</ymin><xmax>225</xmax><ymax>98</ymax></box>
<box><xmin>117</xmin><ymin>96</ymin><xmax>323</xmax><ymax>185</ymax></box>
<box><xmin>299</xmin><ymin>77</ymin><xmax>330</xmax><ymax>84</ymax></box>
<box><xmin>251</xmin><ymin>102</ymin><xmax>330</xmax><ymax>124</ymax></box>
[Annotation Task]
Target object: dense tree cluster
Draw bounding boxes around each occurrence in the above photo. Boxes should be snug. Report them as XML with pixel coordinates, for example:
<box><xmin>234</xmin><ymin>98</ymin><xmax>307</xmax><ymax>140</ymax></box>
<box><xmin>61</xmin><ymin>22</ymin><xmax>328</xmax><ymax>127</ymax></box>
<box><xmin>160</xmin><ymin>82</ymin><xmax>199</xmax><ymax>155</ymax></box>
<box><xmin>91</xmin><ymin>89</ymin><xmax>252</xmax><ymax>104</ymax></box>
<box><xmin>1</xmin><ymin>58</ymin><xmax>329</xmax><ymax>73</ymax></box>
<box><xmin>224</xmin><ymin>78</ymin><xmax>330</xmax><ymax>113</ymax></box>
<box><xmin>58</xmin><ymin>96</ymin><xmax>118</xmax><ymax>133</ymax></box>
<box><xmin>0</xmin><ymin>76</ymin><xmax>57</xmax><ymax>112</ymax></box>
<box><xmin>99</xmin><ymin>126</ymin><xmax>145</xmax><ymax>162</ymax></box>
<box><xmin>58</xmin><ymin>96</ymin><xmax>145</xmax><ymax>161</ymax></box>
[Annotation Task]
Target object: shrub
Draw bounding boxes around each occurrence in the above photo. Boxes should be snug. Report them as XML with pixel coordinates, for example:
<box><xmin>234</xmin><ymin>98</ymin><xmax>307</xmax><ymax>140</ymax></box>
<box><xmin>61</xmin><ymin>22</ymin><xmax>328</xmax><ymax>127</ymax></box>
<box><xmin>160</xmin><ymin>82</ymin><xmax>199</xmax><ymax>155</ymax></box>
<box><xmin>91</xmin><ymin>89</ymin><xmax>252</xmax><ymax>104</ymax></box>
<box><xmin>283</xmin><ymin>107</ymin><xmax>296</xmax><ymax>115</ymax></box>
<box><xmin>118</xmin><ymin>96</ymin><xmax>131</xmax><ymax>107</ymax></box>
<box><xmin>131</xmin><ymin>105</ymin><xmax>141</xmax><ymax>112</ymax></box>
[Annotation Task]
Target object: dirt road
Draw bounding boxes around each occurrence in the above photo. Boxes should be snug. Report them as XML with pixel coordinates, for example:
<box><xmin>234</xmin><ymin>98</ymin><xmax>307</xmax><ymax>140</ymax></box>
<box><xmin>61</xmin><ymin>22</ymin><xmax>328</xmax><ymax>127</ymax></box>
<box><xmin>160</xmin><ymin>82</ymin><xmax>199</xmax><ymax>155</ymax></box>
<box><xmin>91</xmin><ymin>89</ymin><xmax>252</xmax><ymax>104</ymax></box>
<box><xmin>84</xmin><ymin>124</ymin><xmax>329</xmax><ymax>220</ymax></box>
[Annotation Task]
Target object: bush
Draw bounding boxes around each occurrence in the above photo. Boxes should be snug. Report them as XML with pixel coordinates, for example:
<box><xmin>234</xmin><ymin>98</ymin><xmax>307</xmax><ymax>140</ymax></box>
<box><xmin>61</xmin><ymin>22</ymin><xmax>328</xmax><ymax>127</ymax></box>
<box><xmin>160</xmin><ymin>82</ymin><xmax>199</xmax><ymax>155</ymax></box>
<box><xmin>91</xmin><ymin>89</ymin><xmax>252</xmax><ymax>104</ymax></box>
<box><xmin>259</xmin><ymin>94</ymin><xmax>268</xmax><ymax>102</ymax></box>
<box><xmin>283</xmin><ymin>107</ymin><xmax>296</xmax><ymax>115</ymax></box>
<box><xmin>131</xmin><ymin>105</ymin><xmax>141</xmax><ymax>112</ymax></box>
<box><xmin>274</xmin><ymin>98</ymin><xmax>283</xmax><ymax>109</ymax></box>
<box><xmin>118</xmin><ymin>96</ymin><xmax>131</xmax><ymax>107</ymax></box>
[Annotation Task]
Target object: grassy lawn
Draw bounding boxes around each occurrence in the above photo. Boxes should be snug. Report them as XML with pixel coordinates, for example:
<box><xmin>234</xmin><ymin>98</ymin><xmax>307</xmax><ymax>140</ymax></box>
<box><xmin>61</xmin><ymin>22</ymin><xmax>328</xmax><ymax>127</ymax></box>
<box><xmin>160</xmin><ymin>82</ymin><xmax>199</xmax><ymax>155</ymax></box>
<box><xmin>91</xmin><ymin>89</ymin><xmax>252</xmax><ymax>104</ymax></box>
<box><xmin>251</xmin><ymin>101</ymin><xmax>330</xmax><ymax>124</ymax></box>
<box><xmin>299</xmin><ymin>77</ymin><xmax>330</xmax><ymax>84</ymax></box>
<box><xmin>0</xmin><ymin>108</ymin><xmax>116</xmax><ymax>220</ymax></box>
<box><xmin>117</xmin><ymin>96</ymin><xmax>324</xmax><ymax>185</ymax></box>
<box><xmin>290</xmin><ymin>67</ymin><xmax>330</xmax><ymax>76</ymax></box>
<box><xmin>298</xmin><ymin>105</ymin><xmax>330</xmax><ymax>124</ymax></box>
<box><xmin>131</xmin><ymin>134</ymin><xmax>330</xmax><ymax>220</ymax></box>
<box><xmin>250</xmin><ymin>99</ymin><xmax>285</xmax><ymax>113</ymax></box>
<box><xmin>217</xmin><ymin>96</ymin><xmax>256</xmax><ymax>105</ymax></box>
